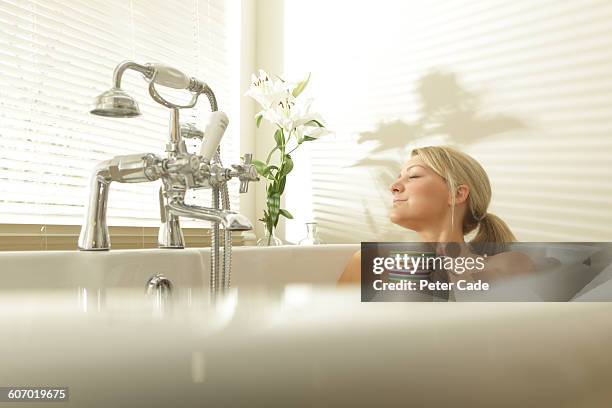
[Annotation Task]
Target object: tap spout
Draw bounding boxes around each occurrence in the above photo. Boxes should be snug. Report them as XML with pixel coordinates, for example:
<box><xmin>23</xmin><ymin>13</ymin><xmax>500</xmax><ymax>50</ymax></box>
<box><xmin>78</xmin><ymin>153</ymin><xmax>162</xmax><ymax>251</ymax></box>
<box><xmin>77</xmin><ymin>159</ymin><xmax>112</xmax><ymax>251</ymax></box>
<box><xmin>167</xmin><ymin>200</ymin><xmax>253</xmax><ymax>231</ymax></box>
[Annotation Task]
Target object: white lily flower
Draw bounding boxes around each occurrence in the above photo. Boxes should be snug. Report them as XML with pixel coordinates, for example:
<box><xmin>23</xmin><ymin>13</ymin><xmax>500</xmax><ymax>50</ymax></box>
<box><xmin>288</xmin><ymin>98</ymin><xmax>314</xmax><ymax>126</ymax></box>
<box><xmin>246</xmin><ymin>70</ymin><xmax>330</xmax><ymax>238</ymax></box>
<box><xmin>246</xmin><ymin>70</ymin><xmax>330</xmax><ymax>141</ymax></box>
<box><xmin>306</xmin><ymin>125</ymin><xmax>332</xmax><ymax>138</ymax></box>
<box><xmin>294</xmin><ymin>122</ymin><xmax>331</xmax><ymax>143</ymax></box>
<box><xmin>259</xmin><ymin>108</ymin><xmax>283</xmax><ymax>128</ymax></box>
<box><xmin>268</xmin><ymin>97</ymin><xmax>313</xmax><ymax>133</ymax></box>
<box><xmin>246</xmin><ymin>69</ymin><xmax>290</xmax><ymax>110</ymax></box>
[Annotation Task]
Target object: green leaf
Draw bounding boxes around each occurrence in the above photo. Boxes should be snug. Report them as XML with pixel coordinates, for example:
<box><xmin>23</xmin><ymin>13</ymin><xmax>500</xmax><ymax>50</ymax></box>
<box><xmin>252</xmin><ymin>159</ymin><xmax>267</xmax><ymax>175</ymax></box>
<box><xmin>265</xmin><ymin>165</ymin><xmax>279</xmax><ymax>180</ymax></box>
<box><xmin>273</xmin><ymin>128</ymin><xmax>284</xmax><ymax>148</ymax></box>
<box><xmin>256</xmin><ymin>114</ymin><xmax>263</xmax><ymax>128</ymax></box>
<box><xmin>259</xmin><ymin>209</ymin><xmax>269</xmax><ymax>224</ymax></box>
<box><xmin>277</xmin><ymin>176</ymin><xmax>286</xmax><ymax>195</ymax></box>
<box><xmin>267</xmin><ymin>193</ymin><xmax>281</xmax><ymax>226</ymax></box>
<box><xmin>265</xmin><ymin>146</ymin><xmax>279</xmax><ymax>165</ymax></box>
<box><xmin>306</xmin><ymin>119</ymin><xmax>324</xmax><ymax>127</ymax></box>
<box><xmin>267</xmin><ymin>193</ymin><xmax>280</xmax><ymax>208</ymax></box>
<box><xmin>279</xmin><ymin>209</ymin><xmax>293</xmax><ymax>219</ymax></box>
<box><xmin>279</xmin><ymin>155</ymin><xmax>293</xmax><ymax>177</ymax></box>
<box><xmin>292</xmin><ymin>72</ymin><xmax>311</xmax><ymax>97</ymax></box>
<box><xmin>303</xmin><ymin>135</ymin><xmax>317</xmax><ymax>142</ymax></box>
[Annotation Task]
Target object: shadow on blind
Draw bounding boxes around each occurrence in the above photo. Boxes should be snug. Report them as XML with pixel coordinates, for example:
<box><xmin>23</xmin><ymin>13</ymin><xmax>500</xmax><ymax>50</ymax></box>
<box><xmin>283</xmin><ymin>0</ymin><xmax>612</xmax><ymax>243</ymax></box>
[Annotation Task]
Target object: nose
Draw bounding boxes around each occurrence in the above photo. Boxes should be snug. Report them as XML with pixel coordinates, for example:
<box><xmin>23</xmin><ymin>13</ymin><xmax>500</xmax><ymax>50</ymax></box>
<box><xmin>390</xmin><ymin>179</ymin><xmax>403</xmax><ymax>194</ymax></box>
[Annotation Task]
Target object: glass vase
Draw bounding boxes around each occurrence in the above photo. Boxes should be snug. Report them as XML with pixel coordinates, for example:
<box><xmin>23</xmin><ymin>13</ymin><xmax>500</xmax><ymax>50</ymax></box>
<box><xmin>257</xmin><ymin>227</ymin><xmax>283</xmax><ymax>246</ymax></box>
<box><xmin>298</xmin><ymin>222</ymin><xmax>324</xmax><ymax>245</ymax></box>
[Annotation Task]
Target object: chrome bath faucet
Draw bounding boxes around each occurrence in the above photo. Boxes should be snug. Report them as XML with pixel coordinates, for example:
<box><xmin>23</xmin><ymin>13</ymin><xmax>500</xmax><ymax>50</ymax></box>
<box><xmin>78</xmin><ymin>61</ymin><xmax>258</xmax><ymax>296</ymax></box>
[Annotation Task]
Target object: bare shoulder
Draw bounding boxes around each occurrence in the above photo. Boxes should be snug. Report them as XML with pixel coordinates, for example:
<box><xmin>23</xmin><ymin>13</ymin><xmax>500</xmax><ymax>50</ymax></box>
<box><xmin>337</xmin><ymin>250</ymin><xmax>361</xmax><ymax>284</ymax></box>
<box><xmin>484</xmin><ymin>250</ymin><xmax>536</xmax><ymax>278</ymax></box>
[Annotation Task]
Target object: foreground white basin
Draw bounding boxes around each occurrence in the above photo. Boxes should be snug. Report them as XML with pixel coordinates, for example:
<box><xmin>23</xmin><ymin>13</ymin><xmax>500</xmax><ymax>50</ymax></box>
<box><xmin>1</xmin><ymin>244</ymin><xmax>612</xmax><ymax>407</ymax></box>
<box><xmin>0</xmin><ymin>286</ymin><xmax>611</xmax><ymax>407</ymax></box>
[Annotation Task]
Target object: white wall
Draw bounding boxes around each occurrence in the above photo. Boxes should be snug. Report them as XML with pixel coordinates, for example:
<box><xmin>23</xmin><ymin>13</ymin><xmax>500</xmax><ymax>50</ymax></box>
<box><xmin>249</xmin><ymin>0</ymin><xmax>612</xmax><ymax>243</ymax></box>
<box><xmin>241</xmin><ymin>0</ymin><xmax>287</xmax><ymax>241</ymax></box>
<box><xmin>237</xmin><ymin>0</ymin><xmax>257</xmax><ymax>231</ymax></box>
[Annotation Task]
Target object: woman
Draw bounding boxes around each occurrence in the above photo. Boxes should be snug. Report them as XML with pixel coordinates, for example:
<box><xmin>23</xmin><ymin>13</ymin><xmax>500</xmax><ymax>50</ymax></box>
<box><xmin>338</xmin><ymin>145</ymin><xmax>534</xmax><ymax>284</ymax></box>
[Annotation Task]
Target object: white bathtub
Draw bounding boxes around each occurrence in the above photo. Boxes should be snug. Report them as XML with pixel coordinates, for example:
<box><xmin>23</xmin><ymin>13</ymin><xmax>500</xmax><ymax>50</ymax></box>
<box><xmin>0</xmin><ymin>244</ymin><xmax>359</xmax><ymax>290</ymax></box>
<box><xmin>1</xmin><ymin>244</ymin><xmax>612</xmax><ymax>407</ymax></box>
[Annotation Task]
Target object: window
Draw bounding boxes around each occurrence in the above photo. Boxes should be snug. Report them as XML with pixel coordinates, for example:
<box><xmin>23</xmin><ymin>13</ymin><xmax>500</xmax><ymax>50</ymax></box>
<box><xmin>0</xmin><ymin>0</ymin><xmax>240</xmax><ymax>228</ymax></box>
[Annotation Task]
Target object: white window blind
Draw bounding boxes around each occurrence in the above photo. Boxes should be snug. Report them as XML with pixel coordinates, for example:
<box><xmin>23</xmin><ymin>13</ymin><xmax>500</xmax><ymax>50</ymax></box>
<box><xmin>0</xmin><ymin>0</ymin><xmax>240</xmax><ymax>227</ymax></box>
<box><xmin>283</xmin><ymin>0</ymin><xmax>612</xmax><ymax>243</ymax></box>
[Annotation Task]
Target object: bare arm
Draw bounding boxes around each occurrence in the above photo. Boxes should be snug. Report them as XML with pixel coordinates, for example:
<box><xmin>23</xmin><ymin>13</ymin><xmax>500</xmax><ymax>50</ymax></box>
<box><xmin>337</xmin><ymin>250</ymin><xmax>361</xmax><ymax>284</ymax></box>
<box><xmin>481</xmin><ymin>251</ymin><xmax>536</xmax><ymax>279</ymax></box>
<box><xmin>447</xmin><ymin>250</ymin><xmax>536</xmax><ymax>284</ymax></box>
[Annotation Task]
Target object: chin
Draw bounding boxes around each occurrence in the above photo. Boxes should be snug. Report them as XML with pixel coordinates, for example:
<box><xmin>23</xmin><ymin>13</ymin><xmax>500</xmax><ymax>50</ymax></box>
<box><xmin>389</xmin><ymin>209</ymin><xmax>402</xmax><ymax>225</ymax></box>
<box><xmin>389</xmin><ymin>212</ymin><xmax>416</xmax><ymax>231</ymax></box>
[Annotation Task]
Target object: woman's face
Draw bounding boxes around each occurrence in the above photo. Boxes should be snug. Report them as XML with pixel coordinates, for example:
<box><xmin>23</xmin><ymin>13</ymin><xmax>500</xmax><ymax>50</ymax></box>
<box><xmin>389</xmin><ymin>157</ymin><xmax>451</xmax><ymax>230</ymax></box>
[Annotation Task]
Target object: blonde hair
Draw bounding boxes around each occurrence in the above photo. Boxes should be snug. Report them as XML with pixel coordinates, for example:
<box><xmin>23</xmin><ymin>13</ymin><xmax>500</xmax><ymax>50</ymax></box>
<box><xmin>411</xmin><ymin>145</ymin><xmax>516</xmax><ymax>244</ymax></box>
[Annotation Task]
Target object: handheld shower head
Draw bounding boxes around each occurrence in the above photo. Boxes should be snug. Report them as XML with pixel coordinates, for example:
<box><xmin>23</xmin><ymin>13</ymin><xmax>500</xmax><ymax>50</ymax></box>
<box><xmin>91</xmin><ymin>88</ymin><xmax>141</xmax><ymax>118</ymax></box>
<box><xmin>90</xmin><ymin>61</ymin><xmax>211</xmax><ymax>118</ymax></box>
<box><xmin>200</xmin><ymin>111</ymin><xmax>229</xmax><ymax>162</ymax></box>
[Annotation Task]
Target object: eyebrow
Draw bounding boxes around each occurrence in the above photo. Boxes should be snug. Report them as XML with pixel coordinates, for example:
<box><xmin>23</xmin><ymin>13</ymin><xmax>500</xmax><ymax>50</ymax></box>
<box><xmin>398</xmin><ymin>164</ymin><xmax>426</xmax><ymax>178</ymax></box>
<box><xmin>406</xmin><ymin>165</ymin><xmax>426</xmax><ymax>171</ymax></box>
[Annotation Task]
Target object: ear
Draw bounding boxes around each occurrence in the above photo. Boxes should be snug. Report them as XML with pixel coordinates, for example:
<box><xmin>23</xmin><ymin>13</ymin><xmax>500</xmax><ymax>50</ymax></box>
<box><xmin>454</xmin><ymin>184</ymin><xmax>469</xmax><ymax>205</ymax></box>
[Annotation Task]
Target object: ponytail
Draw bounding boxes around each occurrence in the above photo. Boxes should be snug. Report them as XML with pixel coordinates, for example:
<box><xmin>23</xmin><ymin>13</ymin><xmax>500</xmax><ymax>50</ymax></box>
<box><xmin>470</xmin><ymin>212</ymin><xmax>516</xmax><ymax>254</ymax></box>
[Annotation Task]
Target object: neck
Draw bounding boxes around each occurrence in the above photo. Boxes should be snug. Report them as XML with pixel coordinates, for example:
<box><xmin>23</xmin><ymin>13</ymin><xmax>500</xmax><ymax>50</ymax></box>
<box><xmin>415</xmin><ymin>214</ymin><xmax>465</xmax><ymax>243</ymax></box>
